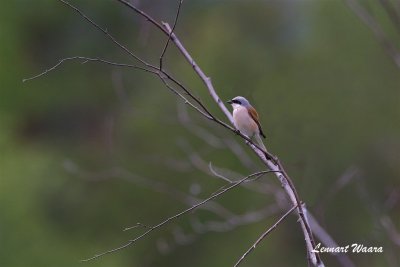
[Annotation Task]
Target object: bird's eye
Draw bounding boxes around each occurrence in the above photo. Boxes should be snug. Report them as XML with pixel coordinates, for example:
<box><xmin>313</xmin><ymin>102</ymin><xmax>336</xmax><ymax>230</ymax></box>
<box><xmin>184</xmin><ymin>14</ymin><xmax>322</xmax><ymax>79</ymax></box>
<box><xmin>233</xmin><ymin>100</ymin><xmax>240</xmax><ymax>104</ymax></box>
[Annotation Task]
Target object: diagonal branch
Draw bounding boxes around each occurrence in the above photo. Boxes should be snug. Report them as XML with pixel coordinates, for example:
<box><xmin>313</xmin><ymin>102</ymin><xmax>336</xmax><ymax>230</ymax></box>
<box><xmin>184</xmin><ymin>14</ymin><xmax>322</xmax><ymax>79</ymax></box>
<box><xmin>26</xmin><ymin>0</ymin><xmax>277</xmax><ymax>163</ymax></box>
<box><xmin>158</xmin><ymin>76</ymin><xmax>213</xmax><ymax>119</ymax></box>
<box><xmin>159</xmin><ymin>0</ymin><xmax>183</xmax><ymax>69</ymax></box>
<box><xmin>82</xmin><ymin>170</ymin><xmax>279</xmax><ymax>261</ymax></box>
<box><xmin>162</xmin><ymin>23</ymin><xmax>234</xmax><ymax>123</ymax></box>
<box><xmin>159</xmin><ymin>21</ymin><xmax>323</xmax><ymax>266</ymax></box>
<box><xmin>115</xmin><ymin>0</ymin><xmax>233</xmax><ymax>122</ymax></box>
<box><xmin>57</xmin><ymin>0</ymin><xmax>155</xmax><ymax>69</ymax></box>
<box><xmin>234</xmin><ymin>204</ymin><xmax>298</xmax><ymax>267</ymax></box>
<box><xmin>26</xmin><ymin>1</ymin><xmax>333</xmax><ymax>266</ymax></box>
<box><xmin>59</xmin><ymin>1</ymin><xmax>323</xmax><ymax>265</ymax></box>
<box><xmin>54</xmin><ymin>0</ymin><xmax>218</xmax><ymax>122</ymax></box>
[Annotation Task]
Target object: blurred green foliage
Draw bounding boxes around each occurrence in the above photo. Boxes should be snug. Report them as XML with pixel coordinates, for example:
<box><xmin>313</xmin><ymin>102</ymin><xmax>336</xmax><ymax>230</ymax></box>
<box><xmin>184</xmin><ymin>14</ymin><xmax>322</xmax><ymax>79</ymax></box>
<box><xmin>1</xmin><ymin>1</ymin><xmax>399</xmax><ymax>266</ymax></box>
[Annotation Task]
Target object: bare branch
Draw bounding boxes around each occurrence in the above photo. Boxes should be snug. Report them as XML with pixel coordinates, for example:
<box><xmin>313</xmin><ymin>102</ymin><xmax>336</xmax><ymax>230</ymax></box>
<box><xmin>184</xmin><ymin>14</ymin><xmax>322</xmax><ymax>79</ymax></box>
<box><xmin>164</xmin><ymin>37</ymin><xmax>275</xmax><ymax>160</ymax></box>
<box><xmin>116</xmin><ymin>0</ymin><xmax>167</xmax><ymax>35</ymax></box>
<box><xmin>123</xmin><ymin>222</ymin><xmax>152</xmax><ymax>232</ymax></box>
<box><xmin>208</xmin><ymin>162</ymin><xmax>237</xmax><ymax>183</ymax></box>
<box><xmin>155</xmin><ymin>203</ymin><xmax>279</xmax><ymax>255</ymax></box>
<box><xmin>162</xmin><ymin>22</ymin><xmax>234</xmax><ymax>123</ymax></box>
<box><xmin>82</xmin><ymin>170</ymin><xmax>277</xmax><ymax>261</ymax></box>
<box><xmin>28</xmin><ymin>1</ymin><xmax>275</xmax><ymax>164</ymax></box>
<box><xmin>113</xmin><ymin>3</ymin><xmax>324</xmax><ymax>265</ymax></box>
<box><xmin>57</xmin><ymin>0</ymin><xmax>155</xmax><ymax>68</ymax></box>
<box><xmin>50</xmin><ymin>1</ymin><xmax>217</xmax><ymax>124</ymax></box>
<box><xmin>159</xmin><ymin>0</ymin><xmax>183</xmax><ymax>69</ymax></box>
<box><xmin>158</xmin><ymin>76</ymin><xmax>213</xmax><ymax>119</ymax></box>
<box><xmin>179</xmin><ymin>141</ymin><xmax>278</xmax><ymax>195</ymax></box>
<box><xmin>35</xmin><ymin>2</ymin><xmax>335</xmax><ymax>266</ymax></box>
<box><xmin>234</xmin><ymin>204</ymin><xmax>297</xmax><ymax>267</ymax></box>
<box><xmin>65</xmin><ymin>162</ymin><xmax>237</xmax><ymax>220</ymax></box>
<box><xmin>177</xmin><ymin>101</ymin><xmax>257</xmax><ymax>169</ymax></box>
<box><xmin>23</xmin><ymin>56</ymin><xmax>154</xmax><ymax>82</ymax></box>
<box><xmin>67</xmin><ymin>160</ymin><xmax>283</xmax><ymax>254</ymax></box>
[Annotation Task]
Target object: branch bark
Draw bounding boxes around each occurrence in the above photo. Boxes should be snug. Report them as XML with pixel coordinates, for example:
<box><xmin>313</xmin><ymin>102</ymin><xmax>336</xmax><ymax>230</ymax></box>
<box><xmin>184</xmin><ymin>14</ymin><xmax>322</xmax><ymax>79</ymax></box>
<box><xmin>23</xmin><ymin>1</ymin><xmax>350</xmax><ymax>266</ymax></box>
<box><xmin>81</xmin><ymin>170</ymin><xmax>278</xmax><ymax>261</ymax></box>
<box><xmin>234</xmin><ymin>204</ymin><xmax>298</xmax><ymax>267</ymax></box>
<box><xmin>159</xmin><ymin>21</ymin><xmax>323</xmax><ymax>267</ymax></box>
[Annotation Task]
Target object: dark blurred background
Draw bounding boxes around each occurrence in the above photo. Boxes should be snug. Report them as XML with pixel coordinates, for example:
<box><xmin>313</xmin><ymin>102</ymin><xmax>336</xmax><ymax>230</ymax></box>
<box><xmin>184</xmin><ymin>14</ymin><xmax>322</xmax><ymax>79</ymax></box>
<box><xmin>1</xmin><ymin>0</ymin><xmax>399</xmax><ymax>266</ymax></box>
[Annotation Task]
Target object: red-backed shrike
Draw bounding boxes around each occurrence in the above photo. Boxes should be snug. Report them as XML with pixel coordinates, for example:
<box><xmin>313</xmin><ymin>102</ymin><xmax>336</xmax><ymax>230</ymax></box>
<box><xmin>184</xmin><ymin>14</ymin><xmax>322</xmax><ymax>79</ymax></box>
<box><xmin>227</xmin><ymin>96</ymin><xmax>267</xmax><ymax>151</ymax></box>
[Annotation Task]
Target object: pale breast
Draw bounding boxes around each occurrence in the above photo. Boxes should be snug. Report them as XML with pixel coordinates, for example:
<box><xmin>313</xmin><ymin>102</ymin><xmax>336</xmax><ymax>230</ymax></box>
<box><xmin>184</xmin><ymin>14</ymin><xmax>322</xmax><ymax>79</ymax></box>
<box><xmin>233</xmin><ymin>106</ymin><xmax>258</xmax><ymax>137</ymax></box>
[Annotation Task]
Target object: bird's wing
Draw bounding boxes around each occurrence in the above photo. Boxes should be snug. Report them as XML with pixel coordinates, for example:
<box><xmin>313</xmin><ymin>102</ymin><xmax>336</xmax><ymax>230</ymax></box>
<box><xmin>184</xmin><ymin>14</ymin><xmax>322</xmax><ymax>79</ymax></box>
<box><xmin>248</xmin><ymin>106</ymin><xmax>266</xmax><ymax>138</ymax></box>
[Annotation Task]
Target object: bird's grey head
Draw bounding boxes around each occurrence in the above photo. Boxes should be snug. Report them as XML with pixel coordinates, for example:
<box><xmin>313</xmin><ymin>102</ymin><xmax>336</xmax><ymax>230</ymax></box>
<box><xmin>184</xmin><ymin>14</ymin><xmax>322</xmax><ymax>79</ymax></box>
<box><xmin>227</xmin><ymin>96</ymin><xmax>250</xmax><ymax>107</ymax></box>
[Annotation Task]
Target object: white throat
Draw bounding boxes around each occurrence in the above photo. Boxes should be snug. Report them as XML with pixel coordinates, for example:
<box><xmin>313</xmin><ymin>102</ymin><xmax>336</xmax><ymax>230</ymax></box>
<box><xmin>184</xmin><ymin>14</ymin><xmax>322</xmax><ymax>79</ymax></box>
<box><xmin>231</xmin><ymin>103</ymin><xmax>242</xmax><ymax>110</ymax></box>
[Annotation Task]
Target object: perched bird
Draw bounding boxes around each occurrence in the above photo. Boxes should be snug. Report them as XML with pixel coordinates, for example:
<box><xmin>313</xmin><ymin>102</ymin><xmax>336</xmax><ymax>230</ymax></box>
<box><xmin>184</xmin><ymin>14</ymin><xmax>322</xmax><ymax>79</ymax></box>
<box><xmin>227</xmin><ymin>96</ymin><xmax>267</xmax><ymax>152</ymax></box>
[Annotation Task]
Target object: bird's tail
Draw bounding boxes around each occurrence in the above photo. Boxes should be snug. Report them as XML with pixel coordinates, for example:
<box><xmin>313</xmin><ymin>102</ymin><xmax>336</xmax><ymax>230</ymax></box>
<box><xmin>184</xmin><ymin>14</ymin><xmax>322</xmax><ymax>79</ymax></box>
<box><xmin>254</xmin><ymin>133</ymin><xmax>267</xmax><ymax>153</ymax></box>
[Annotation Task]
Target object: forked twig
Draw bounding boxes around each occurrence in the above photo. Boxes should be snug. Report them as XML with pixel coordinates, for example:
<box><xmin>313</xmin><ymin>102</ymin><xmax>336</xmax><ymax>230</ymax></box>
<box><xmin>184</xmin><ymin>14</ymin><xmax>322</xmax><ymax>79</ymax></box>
<box><xmin>23</xmin><ymin>56</ymin><xmax>154</xmax><ymax>82</ymax></box>
<box><xmin>158</xmin><ymin>20</ymin><xmax>323</xmax><ymax>267</ymax></box>
<box><xmin>159</xmin><ymin>0</ymin><xmax>183</xmax><ymax>69</ymax></box>
<box><xmin>24</xmin><ymin>0</ymin><xmax>278</xmax><ymax>162</ymax></box>
<box><xmin>24</xmin><ymin>1</ymin><xmax>329</xmax><ymax>265</ymax></box>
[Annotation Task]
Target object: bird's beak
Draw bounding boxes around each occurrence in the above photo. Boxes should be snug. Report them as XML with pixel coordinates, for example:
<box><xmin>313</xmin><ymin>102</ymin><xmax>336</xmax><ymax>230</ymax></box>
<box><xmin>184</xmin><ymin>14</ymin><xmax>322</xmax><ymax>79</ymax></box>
<box><xmin>226</xmin><ymin>100</ymin><xmax>233</xmax><ymax>104</ymax></box>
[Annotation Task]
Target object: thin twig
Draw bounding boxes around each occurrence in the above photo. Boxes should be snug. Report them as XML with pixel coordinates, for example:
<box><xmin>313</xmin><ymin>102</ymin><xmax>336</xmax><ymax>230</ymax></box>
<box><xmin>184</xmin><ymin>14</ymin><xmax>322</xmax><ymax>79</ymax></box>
<box><xmin>161</xmin><ymin>23</ymin><xmax>233</xmax><ymax>123</ymax></box>
<box><xmin>159</xmin><ymin>0</ymin><xmax>183</xmax><ymax>69</ymax></box>
<box><xmin>57</xmin><ymin>0</ymin><xmax>155</xmax><ymax>69</ymax></box>
<box><xmin>155</xmin><ymin>204</ymin><xmax>281</xmax><ymax>255</ymax></box>
<box><xmin>50</xmin><ymin>1</ymin><xmax>217</xmax><ymax>127</ymax></box>
<box><xmin>158</xmin><ymin>76</ymin><xmax>213</xmax><ymax>119</ymax></box>
<box><xmin>114</xmin><ymin>1</ymin><xmax>258</xmax><ymax>153</ymax></box>
<box><xmin>56</xmin><ymin>0</ymin><xmax>218</xmax><ymax>121</ymax></box>
<box><xmin>36</xmin><ymin>2</ymin><xmax>328</xmax><ymax>266</ymax></box>
<box><xmin>114</xmin><ymin>0</ymin><xmax>233</xmax><ymax>122</ymax></box>
<box><xmin>27</xmin><ymin>1</ymin><xmax>276</xmax><ymax>164</ymax></box>
<box><xmin>66</xmin><ymin>162</ymin><xmax>237</xmax><ymax>220</ymax></box>
<box><xmin>111</xmin><ymin>2</ymin><xmax>324</xmax><ymax>265</ymax></box>
<box><xmin>123</xmin><ymin>222</ymin><xmax>152</xmax><ymax>232</ymax></box>
<box><xmin>116</xmin><ymin>0</ymin><xmax>167</xmax><ymax>34</ymax></box>
<box><xmin>234</xmin><ymin>204</ymin><xmax>298</xmax><ymax>267</ymax></box>
<box><xmin>82</xmin><ymin>170</ymin><xmax>276</xmax><ymax>261</ymax></box>
<box><xmin>68</xmin><ymin>161</ymin><xmax>282</xmax><ymax>250</ymax></box>
<box><xmin>23</xmin><ymin>56</ymin><xmax>153</xmax><ymax>82</ymax></box>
